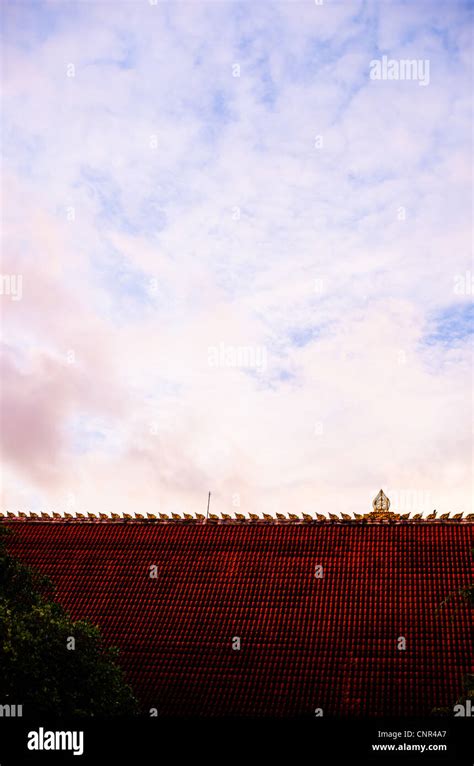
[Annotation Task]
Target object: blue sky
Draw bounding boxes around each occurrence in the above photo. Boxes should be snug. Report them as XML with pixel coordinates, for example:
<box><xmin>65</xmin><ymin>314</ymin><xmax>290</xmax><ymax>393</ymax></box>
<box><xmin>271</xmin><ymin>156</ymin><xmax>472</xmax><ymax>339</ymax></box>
<box><xmin>0</xmin><ymin>0</ymin><xmax>472</xmax><ymax>517</ymax></box>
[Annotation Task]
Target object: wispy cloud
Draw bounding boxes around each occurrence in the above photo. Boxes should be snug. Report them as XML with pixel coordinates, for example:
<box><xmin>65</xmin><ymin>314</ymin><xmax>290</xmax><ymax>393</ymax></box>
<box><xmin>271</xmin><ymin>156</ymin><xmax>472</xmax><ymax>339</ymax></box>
<box><xmin>1</xmin><ymin>0</ymin><xmax>472</xmax><ymax>517</ymax></box>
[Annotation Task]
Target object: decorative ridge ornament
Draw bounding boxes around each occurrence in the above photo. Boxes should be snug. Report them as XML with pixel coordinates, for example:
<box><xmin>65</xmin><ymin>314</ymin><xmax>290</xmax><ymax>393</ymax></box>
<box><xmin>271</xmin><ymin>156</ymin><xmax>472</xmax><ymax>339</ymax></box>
<box><xmin>368</xmin><ymin>489</ymin><xmax>395</xmax><ymax>520</ymax></box>
<box><xmin>372</xmin><ymin>489</ymin><xmax>390</xmax><ymax>512</ymax></box>
<box><xmin>1</xmin><ymin>498</ymin><xmax>472</xmax><ymax>524</ymax></box>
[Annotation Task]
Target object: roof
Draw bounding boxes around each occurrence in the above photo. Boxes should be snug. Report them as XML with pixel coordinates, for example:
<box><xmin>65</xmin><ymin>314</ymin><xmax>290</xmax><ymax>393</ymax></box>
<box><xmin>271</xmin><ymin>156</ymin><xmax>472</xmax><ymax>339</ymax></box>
<box><xmin>3</xmin><ymin>518</ymin><xmax>472</xmax><ymax>718</ymax></box>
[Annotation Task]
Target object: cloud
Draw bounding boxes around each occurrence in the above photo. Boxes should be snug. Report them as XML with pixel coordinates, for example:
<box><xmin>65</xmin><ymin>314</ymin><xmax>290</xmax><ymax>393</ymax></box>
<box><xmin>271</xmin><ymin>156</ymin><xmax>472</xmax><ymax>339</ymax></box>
<box><xmin>0</xmin><ymin>0</ymin><xmax>472</xmax><ymax>517</ymax></box>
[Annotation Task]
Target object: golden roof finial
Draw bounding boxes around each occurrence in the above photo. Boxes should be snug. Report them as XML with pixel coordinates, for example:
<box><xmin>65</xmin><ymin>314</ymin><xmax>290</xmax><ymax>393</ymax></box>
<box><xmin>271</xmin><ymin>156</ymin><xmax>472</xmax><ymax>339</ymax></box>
<box><xmin>372</xmin><ymin>489</ymin><xmax>390</xmax><ymax>513</ymax></box>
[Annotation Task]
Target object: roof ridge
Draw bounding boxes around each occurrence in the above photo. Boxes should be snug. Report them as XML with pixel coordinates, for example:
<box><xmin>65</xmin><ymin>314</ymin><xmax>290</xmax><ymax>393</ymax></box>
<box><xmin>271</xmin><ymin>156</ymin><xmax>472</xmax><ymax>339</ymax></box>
<box><xmin>1</xmin><ymin>511</ymin><xmax>472</xmax><ymax>524</ymax></box>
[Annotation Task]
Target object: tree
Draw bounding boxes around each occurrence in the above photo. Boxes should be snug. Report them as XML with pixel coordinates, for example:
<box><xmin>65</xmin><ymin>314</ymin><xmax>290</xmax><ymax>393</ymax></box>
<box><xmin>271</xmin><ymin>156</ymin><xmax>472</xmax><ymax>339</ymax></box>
<box><xmin>0</xmin><ymin>523</ymin><xmax>139</xmax><ymax>717</ymax></box>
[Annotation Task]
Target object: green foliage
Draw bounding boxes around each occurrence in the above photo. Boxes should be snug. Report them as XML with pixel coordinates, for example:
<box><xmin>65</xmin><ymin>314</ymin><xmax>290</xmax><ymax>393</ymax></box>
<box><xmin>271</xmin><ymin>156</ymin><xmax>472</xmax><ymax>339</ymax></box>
<box><xmin>0</xmin><ymin>523</ymin><xmax>139</xmax><ymax>717</ymax></box>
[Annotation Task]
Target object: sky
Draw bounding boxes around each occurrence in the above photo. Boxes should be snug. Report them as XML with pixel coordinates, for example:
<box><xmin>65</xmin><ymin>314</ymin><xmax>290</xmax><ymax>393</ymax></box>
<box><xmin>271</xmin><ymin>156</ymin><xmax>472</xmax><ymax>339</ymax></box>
<box><xmin>0</xmin><ymin>0</ymin><xmax>472</xmax><ymax>518</ymax></box>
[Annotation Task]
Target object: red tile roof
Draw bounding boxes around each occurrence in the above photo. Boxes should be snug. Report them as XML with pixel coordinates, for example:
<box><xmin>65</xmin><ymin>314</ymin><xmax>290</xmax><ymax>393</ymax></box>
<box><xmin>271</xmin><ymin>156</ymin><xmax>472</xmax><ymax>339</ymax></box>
<box><xmin>3</xmin><ymin>519</ymin><xmax>472</xmax><ymax>717</ymax></box>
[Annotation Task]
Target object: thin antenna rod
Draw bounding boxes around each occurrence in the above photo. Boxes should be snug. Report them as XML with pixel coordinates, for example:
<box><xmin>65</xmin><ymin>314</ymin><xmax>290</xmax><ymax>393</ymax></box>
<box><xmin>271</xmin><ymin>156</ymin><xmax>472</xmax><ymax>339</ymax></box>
<box><xmin>206</xmin><ymin>491</ymin><xmax>211</xmax><ymax>520</ymax></box>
